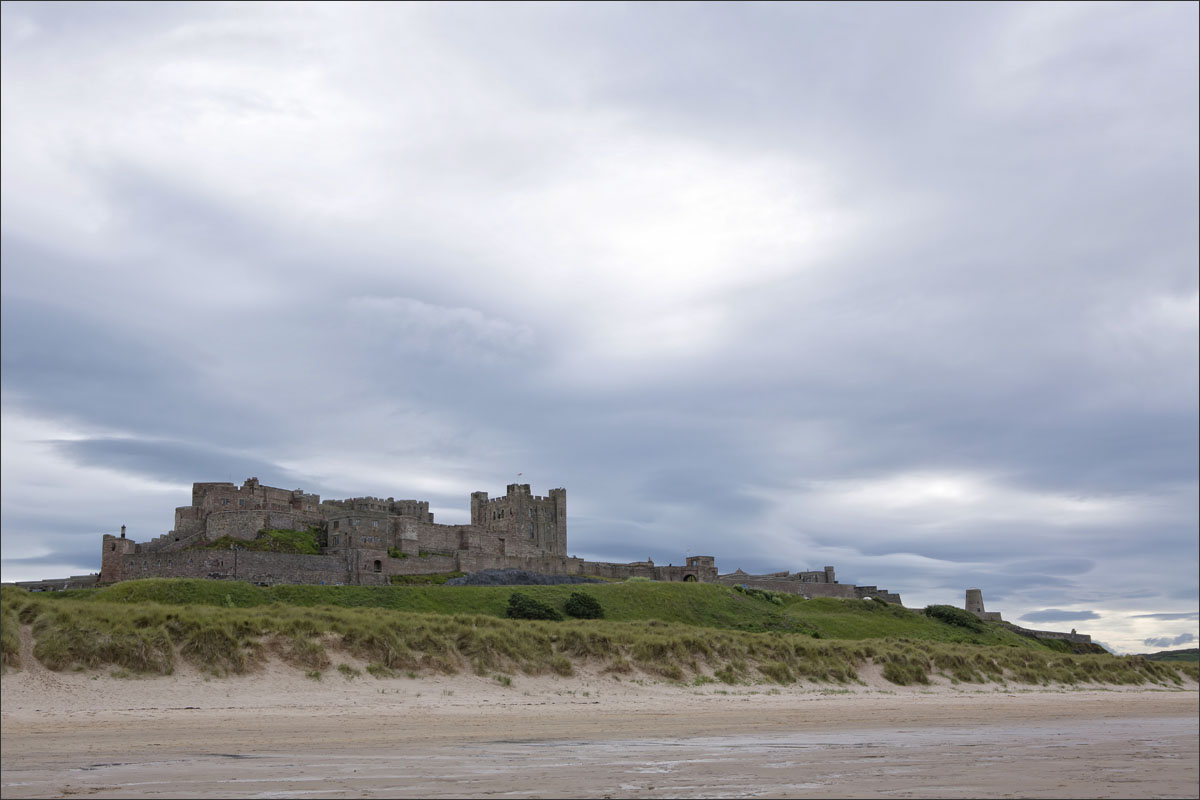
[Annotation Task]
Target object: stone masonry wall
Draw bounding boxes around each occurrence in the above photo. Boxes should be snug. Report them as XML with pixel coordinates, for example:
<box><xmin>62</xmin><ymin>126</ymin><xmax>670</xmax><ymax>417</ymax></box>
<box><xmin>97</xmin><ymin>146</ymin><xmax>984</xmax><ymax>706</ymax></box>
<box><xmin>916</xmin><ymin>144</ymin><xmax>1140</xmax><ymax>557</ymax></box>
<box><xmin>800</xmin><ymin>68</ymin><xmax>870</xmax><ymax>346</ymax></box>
<box><xmin>1003</xmin><ymin>622</ymin><xmax>1093</xmax><ymax>644</ymax></box>
<box><xmin>118</xmin><ymin>549</ymin><xmax>348</xmax><ymax>585</ymax></box>
<box><xmin>722</xmin><ymin>578</ymin><xmax>860</xmax><ymax>599</ymax></box>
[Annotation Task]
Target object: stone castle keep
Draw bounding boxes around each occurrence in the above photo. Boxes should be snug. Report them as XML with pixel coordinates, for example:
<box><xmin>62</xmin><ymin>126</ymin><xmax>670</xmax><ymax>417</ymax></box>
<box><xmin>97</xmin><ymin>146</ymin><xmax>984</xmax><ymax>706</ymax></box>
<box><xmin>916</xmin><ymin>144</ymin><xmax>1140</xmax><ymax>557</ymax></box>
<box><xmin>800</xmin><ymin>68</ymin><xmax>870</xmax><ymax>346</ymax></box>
<box><xmin>97</xmin><ymin>478</ymin><xmax>719</xmax><ymax>586</ymax></box>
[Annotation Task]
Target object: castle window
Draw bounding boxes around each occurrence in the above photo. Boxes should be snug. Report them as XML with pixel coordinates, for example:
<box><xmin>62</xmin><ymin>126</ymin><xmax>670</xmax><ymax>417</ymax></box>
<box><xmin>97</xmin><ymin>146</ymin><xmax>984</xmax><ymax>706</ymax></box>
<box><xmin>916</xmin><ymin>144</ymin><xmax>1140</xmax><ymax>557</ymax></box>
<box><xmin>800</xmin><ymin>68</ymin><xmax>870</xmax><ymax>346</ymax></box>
<box><xmin>372</xmin><ymin>521</ymin><xmax>378</xmax><ymax>528</ymax></box>
<box><xmin>529</xmin><ymin>522</ymin><xmax>535</xmax><ymax>538</ymax></box>
<box><xmin>373</xmin><ymin>560</ymin><xmax>382</xmax><ymax>573</ymax></box>
<box><xmin>221</xmin><ymin>499</ymin><xmax>229</xmax><ymax>505</ymax></box>
<box><xmin>239</xmin><ymin>500</ymin><xmax>245</xmax><ymax>507</ymax></box>
<box><xmin>333</xmin><ymin>521</ymin><xmax>340</xmax><ymax>530</ymax></box>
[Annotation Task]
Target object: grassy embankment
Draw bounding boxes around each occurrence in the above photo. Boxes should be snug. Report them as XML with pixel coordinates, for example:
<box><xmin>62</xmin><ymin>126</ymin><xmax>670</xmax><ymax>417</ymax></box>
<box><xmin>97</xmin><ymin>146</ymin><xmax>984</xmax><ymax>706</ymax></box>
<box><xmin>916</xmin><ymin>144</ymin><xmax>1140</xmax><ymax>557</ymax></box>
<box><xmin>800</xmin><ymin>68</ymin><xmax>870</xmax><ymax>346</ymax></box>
<box><xmin>1139</xmin><ymin>647</ymin><xmax>1199</xmax><ymax>664</ymax></box>
<box><xmin>2</xmin><ymin>580</ymin><xmax>1195</xmax><ymax>687</ymax></box>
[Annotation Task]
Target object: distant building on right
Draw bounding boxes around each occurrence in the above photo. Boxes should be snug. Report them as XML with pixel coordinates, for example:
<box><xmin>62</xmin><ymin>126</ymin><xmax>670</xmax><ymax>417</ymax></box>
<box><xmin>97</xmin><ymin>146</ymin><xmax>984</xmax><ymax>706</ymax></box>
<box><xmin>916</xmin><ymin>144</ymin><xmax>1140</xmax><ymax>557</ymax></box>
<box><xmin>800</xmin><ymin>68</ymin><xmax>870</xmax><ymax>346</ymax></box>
<box><xmin>963</xmin><ymin>588</ymin><xmax>1094</xmax><ymax>646</ymax></box>
<box><xmin>716</xmin><ymin>566</ymin><xmax>902</xmax><ymax>604</ymax></box>
<box><xmin>964</xmin><ymin>588</ymin><xmax>1004</xmax><ymax>621</ymax></box>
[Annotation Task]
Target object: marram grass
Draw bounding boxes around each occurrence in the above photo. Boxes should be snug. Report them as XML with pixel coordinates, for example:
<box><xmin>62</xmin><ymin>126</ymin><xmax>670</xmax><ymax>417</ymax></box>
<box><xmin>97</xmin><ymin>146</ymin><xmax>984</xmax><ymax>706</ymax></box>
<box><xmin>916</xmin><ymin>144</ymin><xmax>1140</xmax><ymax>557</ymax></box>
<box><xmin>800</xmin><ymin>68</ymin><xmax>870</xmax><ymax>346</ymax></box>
<box><xmin>2</xmin><ymin>584</ymin><xmax>1195</xmax><ymax>686</ymax></box>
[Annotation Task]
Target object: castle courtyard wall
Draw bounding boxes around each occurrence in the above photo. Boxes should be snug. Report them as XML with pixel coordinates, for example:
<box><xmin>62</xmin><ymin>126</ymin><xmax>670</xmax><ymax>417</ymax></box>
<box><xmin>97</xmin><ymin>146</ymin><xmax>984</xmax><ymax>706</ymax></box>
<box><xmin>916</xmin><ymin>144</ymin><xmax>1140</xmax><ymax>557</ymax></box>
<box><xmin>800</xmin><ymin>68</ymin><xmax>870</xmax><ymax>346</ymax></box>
<box><xmin>721</xmin><ymin>578</ymin><xmax>860</xmax><ymax>599</ymax></box>
<box><xmin>117</xmin><ymin>550</ymin><xmax>349</xmax><ymax>585</ymax></box>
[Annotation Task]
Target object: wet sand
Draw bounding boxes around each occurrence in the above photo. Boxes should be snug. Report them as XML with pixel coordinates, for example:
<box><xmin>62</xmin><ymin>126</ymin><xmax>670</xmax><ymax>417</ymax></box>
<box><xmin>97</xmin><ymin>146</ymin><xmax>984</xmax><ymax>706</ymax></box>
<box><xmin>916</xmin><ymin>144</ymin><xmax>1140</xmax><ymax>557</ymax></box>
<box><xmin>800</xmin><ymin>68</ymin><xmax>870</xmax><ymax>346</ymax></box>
<box><xmin>2</xmin><ymin>651</ymin><xmax>1197</xmax><ymax>798</ymax></box>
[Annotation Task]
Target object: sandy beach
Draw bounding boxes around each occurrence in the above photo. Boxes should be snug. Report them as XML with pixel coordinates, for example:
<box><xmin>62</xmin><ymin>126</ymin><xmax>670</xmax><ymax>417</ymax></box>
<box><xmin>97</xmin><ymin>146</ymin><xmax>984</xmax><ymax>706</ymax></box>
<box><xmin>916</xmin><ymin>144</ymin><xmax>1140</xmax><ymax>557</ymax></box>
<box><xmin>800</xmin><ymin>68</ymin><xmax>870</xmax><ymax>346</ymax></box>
<box><xmin>2</xmin><ymin>644</ymin><xmax>1197</xmax><ymax>799</ymax></box>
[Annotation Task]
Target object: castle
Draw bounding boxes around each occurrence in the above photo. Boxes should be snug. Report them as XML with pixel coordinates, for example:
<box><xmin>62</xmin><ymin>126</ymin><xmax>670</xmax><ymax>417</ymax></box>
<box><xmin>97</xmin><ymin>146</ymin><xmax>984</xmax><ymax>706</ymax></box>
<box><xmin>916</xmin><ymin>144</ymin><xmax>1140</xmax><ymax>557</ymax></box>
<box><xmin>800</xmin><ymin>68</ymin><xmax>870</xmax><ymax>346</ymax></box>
<box><xmin>11</xmin><ymin>477</ymin><xmax>902</xmax><ymax>603</ymax></box>
<box><xmin>91</xmin><ymin>478</ymin><xmax>717</xmax><ymax>586</ymax></box>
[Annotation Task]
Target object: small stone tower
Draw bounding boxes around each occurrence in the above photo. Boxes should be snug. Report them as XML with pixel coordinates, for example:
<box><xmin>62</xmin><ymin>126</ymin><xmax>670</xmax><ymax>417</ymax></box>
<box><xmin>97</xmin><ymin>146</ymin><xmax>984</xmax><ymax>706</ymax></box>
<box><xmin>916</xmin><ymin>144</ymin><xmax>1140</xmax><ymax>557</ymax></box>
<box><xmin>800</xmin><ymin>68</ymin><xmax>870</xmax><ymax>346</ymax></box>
<box><xmin>100</xmin><ymin>527</ymin><xmax>137</xmax><ymax>584</ymax></box>
<box><xmin>965</xmin><ymin>588</ymin><xmax>986</xmax><ymax>615</ymax></box>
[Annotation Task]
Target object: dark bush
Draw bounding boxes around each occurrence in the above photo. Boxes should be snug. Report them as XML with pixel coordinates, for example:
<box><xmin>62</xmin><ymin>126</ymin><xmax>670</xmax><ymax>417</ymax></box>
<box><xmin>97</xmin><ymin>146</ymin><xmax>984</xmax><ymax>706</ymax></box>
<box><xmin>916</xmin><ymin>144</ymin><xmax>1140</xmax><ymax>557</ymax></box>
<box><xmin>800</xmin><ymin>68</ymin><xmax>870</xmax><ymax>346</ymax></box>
<box><xmin>506</xmin><ymin>592</ymin><xmax>563</xmax><ymax>621</ymax></box>
<box><xmin>924</xmin><ymin>604</ymin><xmax>983</xmax><ymax>631</ymax></box>
<box><xmin>732</xmin><ymin>585</ymin><xmax>785</xmax><ymax>605</ymax></box>
<box><xmin>563</xmin><ymin>592</ymin><xmax>604</xmax><ymax>619</ymax></box>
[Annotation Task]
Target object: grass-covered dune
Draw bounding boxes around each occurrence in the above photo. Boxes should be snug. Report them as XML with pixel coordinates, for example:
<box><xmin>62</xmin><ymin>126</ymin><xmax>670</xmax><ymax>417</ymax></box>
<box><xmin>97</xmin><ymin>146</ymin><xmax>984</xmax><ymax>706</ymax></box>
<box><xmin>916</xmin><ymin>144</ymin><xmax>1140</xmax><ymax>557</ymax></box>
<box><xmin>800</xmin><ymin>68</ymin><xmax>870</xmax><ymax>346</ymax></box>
<box><xmin>20</xmin><ymin>579</ymin><xmax>1087</xmax><ymax>647</ymax></box>
<box><xmin>2</xmin><ymin>580</ymin><xmax>1196</xmax><ymax>688</ymax></box>
<box><xmin>1139</xmin><ymin>647</ymin><xmax>1199</xmax><ymax>664</ymax></box>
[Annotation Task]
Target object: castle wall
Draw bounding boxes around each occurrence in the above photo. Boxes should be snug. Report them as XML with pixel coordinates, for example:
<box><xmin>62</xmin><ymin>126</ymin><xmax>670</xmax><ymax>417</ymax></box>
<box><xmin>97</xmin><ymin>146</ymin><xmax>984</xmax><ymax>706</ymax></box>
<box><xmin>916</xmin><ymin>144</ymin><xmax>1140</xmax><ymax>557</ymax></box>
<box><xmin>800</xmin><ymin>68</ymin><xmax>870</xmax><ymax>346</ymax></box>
<box><xmin>204</xmin><ymin>510</ymin><xmax>316</xmax><ymax>542</ymax></box>
<box><xmin>325</xmin><ymin>497</ymin><xmax>434</xmax><ymax>522</ymax></box>
<box><xmin>723</xmin><ymin>578</ymin><xmax>859</xmax><ymax>599</ymax></box>
<box><xmin>12</xmin><ymin>574</ymin><xmax>100</xmax><ymax>592</ymax></box>
<box><xmin>1003</xmin><ymin>622</ymin><xmax>1093</xmax><ymax>645</ymax></box>
<box><xmin>384</xmin><ymin>552</ymin><xmax>460</xmax><ymax>576</ymax></box>
<box><xmin>117</xmin><ymin>549</ymin><xmax>349</xmax><ymax>585</ymax></box>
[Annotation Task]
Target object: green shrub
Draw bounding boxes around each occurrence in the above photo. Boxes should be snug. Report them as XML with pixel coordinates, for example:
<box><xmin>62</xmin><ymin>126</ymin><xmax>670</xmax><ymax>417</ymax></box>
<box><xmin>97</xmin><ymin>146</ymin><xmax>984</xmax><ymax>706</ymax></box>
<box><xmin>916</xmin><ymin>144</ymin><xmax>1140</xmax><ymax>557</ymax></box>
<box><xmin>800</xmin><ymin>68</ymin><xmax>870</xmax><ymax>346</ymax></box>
<box><xmin>759</xmin><ymin>661</ymin><xmax>795</xmax><ymax>683</ymax></box>
<box><xmin>882</xmin><ymin>659</ymin><xmax>929</xmax><ymax>685</ymax></box>
<box><xmin>733</xmin><ymin>585</ymin><xmax>786</xmax><ymax>605</ymax></box>
<box><xmin>388</xmin><ymin>572</ymin><xmax>466</xmax><ymax>585</ymax></box>
<box><xmin>564</xmin><ymin>592</ymin><xmax>604</xmax><ymax>619</ymax></box>
<box><xmin>1</xmin><ymin>602</ymin><xmax>20</xmax><ymax>670</ymax></box>
<box><xmin>387</xmin><ymin>547</ymin><xmax>408</xmax><ymax>559</ymax></box>
<box><xmin>924</xmin><ymin>604</ymin><xmax>983</xmax><ymax>632</ymax></box>
<box><xmin>505</xmin><ymin>592</ymin><xmax>563</xmax><ymax>621</ymax></box>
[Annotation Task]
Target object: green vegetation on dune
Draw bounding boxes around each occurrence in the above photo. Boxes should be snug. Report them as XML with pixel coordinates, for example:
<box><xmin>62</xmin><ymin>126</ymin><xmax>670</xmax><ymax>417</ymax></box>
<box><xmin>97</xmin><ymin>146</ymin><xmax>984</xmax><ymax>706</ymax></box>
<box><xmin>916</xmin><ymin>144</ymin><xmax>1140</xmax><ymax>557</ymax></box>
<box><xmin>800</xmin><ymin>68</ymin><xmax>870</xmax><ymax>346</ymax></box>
<box><xmin>1138</xmin><ymin>647</ymin><xmax>1199</xmax><ymax>663</ymax></box>
<box><xmin>1</xmin><ymin>601</ymin><xmax>20</xmax><ymax>669</ymax></box>
<box><xmin>58</xmin><ymin>579</ymin><xmax>809</xmax><ymax>632</ymax></box>
<box><xmin>777</xmin><ymin>597</ymin><xmax>1041</xmax><ymax>648</ymax></box>
<box><xmin>3</xmin><ymin>583</ymin><xmax>1194</xmax><ymax>686</ymax></box>
<box><xmin>33</xmin><ymin>579</ymin><xmax>1122</xmax><ymax>650</ymax></box>
<box><xmin>5</xmin><ymin>580</ymin><xmax>1195</xmax><ymax>686</ymax></box>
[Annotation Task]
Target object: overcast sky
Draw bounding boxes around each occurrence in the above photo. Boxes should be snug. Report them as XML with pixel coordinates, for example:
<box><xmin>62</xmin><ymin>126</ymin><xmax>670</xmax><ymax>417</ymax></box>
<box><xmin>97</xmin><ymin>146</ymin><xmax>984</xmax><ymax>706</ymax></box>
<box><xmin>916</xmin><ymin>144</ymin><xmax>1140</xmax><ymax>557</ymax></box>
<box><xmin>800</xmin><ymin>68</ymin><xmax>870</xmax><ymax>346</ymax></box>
<box><xmin>2</xmin><ymin>1</ymin><xmax>1196</xmax><ymax>654</ymax></box>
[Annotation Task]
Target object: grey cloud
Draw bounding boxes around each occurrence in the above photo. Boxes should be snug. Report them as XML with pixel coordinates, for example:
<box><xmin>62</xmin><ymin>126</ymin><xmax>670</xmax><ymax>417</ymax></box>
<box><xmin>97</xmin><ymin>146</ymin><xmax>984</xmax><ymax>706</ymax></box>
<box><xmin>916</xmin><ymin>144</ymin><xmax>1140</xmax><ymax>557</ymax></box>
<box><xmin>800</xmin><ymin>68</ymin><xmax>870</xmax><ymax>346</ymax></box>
<box><xmin>1019</xmin><ymin>609</ymin><xmax>1102</xmax><ymax>624</ymax></box>
<box><xmin>1142</xmin><ymin>634</ymin><xmax>1197</xmax><ymax>649</ymax></box>
<box><xmin>1131</xmin><ymin>612</ymin><xmax>1200</xmax><ymax>621</ymax></box>
<box><xmin>50</xmin><ymin>438</ymin><xmax>302</xmax><ymax>489</ymax></box>
<box><xmin>3</xmin><ymin>549</ymin><xmax>99</xmax><ymax>569</ymax></box>
<box><xmin>1000</xmin><ymin>559</ymin><xmax>1095</xmax><ymax>577</ymax></box>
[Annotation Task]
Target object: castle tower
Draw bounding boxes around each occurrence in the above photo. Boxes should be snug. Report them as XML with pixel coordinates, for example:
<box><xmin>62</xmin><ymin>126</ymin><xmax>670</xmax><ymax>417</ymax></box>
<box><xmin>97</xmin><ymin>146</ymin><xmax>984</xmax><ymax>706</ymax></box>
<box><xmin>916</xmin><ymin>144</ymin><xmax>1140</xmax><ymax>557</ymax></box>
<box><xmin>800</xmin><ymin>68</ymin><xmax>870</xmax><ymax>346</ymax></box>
<box><xmin>965</xmin><ymin>588</ymin><xmax>986</xmax><ymax>615</ymax></box>
<box><xmin>549</xmin><ymin>487</ymin><xmax>566</xmax><ymax>557</ymax></box>
<box><xmin>100</xmin><ymin>530</ymin><xmax>137</xmax><ymax>584</ymax></box>
<box><xmin>470</xmin><ymin>491</ymin><xmax>490</xmax><ymax>527</ymax></box>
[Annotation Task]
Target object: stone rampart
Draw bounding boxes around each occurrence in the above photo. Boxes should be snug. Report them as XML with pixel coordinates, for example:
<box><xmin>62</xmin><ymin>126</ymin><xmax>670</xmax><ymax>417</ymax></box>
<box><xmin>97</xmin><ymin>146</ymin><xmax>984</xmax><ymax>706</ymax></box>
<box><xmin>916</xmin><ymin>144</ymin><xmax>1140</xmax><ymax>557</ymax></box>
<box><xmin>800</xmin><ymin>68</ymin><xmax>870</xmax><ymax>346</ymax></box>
<box><xmin>1003</xmin><ymin>622</ymin><xmax>1093</xmax><ymax>644</ymax></box>
<box><xmin>117</xmin><ymin>549</ymin><xmax>349</xmax><ymax>585</ymax></box>
<box><xmin>11</xmin><ymin>574</ymin><xmax>100</xmax><ymax>592</ymax></box>
<box><xmin>724</xmin><ymin>578</ymin><xmax>860</xmax><ymax>599</ymax></box>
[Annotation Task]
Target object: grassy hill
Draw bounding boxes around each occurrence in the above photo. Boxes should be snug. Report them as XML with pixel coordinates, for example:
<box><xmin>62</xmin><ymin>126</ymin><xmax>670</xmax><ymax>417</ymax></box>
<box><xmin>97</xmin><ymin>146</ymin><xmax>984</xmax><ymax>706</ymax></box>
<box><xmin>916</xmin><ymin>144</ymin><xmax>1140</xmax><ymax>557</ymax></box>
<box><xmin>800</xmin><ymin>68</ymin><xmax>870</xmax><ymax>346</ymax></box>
<box><xmin>1137</xmin><ymin>647</ymin><xmax>1199</xmax><ymax>663</ymax></box>
<box><xmin>3</xmin><ymin>580</ymin><xmax>1195</xmax><ymax>688</ymax></box>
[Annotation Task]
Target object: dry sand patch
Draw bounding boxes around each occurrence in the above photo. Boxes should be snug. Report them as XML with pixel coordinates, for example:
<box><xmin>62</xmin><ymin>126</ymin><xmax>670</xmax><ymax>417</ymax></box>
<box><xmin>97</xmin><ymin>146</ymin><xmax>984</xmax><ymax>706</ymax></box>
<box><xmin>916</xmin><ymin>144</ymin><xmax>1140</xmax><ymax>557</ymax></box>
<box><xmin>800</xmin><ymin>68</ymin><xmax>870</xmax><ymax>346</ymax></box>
<box><xmin>2</xmin><ymin>656</ymin><xmax>1196</xmax><ymax>798</ymax></box>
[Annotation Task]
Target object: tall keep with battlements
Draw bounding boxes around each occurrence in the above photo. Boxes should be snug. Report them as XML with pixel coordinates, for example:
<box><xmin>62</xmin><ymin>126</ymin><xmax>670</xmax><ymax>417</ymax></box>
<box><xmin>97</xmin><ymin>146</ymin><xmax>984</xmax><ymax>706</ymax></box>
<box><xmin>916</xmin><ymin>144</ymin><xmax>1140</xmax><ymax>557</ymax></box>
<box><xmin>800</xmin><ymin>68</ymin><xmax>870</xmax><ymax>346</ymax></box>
<box><xmin>470</xmin><ymin>484</ymin><xmax>566</xmax><ymax>557</ymax></box>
